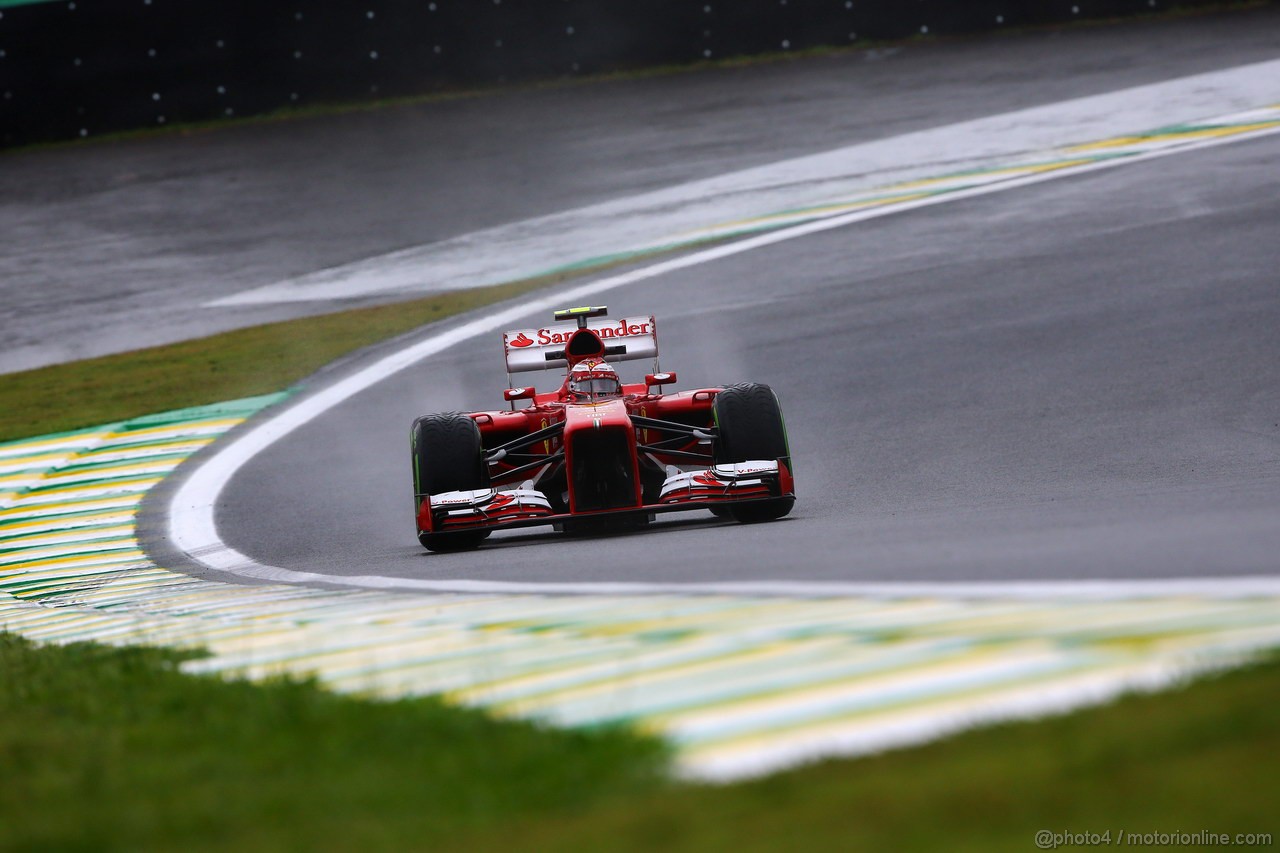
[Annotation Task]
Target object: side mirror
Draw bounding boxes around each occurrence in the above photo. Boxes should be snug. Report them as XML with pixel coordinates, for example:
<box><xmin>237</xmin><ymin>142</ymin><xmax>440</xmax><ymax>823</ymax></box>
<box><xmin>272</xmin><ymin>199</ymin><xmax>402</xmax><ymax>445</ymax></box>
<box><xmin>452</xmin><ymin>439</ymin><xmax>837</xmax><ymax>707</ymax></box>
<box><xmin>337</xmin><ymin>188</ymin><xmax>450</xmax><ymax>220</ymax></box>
<box><xmin>503</xmin><ymin>386</ymin><xmax>536</xmax><ymax>408</ymax></box>
<box><xmin>645</xmin><ymin>372</ymin><xmax>677</xmax><ymax>393</ymax></box>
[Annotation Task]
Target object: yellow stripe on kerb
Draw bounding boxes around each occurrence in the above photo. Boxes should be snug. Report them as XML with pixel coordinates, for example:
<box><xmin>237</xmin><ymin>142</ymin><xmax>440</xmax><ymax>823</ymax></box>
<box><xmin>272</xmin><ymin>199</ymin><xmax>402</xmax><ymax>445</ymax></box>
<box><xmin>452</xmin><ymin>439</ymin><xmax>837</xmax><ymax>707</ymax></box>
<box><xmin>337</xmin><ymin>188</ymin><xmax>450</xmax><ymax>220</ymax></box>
<box><xmin>0</xmin><ymin>496</ymin><xmax>141</xmax><ymax>518</ymax></box>
<box><xmin>675</xmin><ymin>659</ymin><xmax>1141</xmax><ymax>773</ymax></box>
<box><xmin>0</xmin><ymin>434</ymin><xmax>105</xmax><ymax>460</ymax></box>
<box><xmin>0</xmin><ymin>524</ymin><xmax>134</xmax><ymax>549</ymax></box>
<box><xmin>16</xmin><ymin>475</ymin><xmax>168</xmax><ymax>502</ymax></box>
<box><xmin>104</xmin><ymin>418</ymin><xmax>244</xmax><ymax>442</ymax></box>
<box><xmin>78</xmin><ymin>439</ymin><xmax>214</xmax><ymax>464</ymax></box>
<box><xmin>0</xmin><ymin>511</ymin><xmax>135</xmax><ymax>537</ymax></box>
<box><xmin>2</xmin><ymin>550</ymin><xmax>147</xmax><ymax>573</ymax></box>
<box><xmin>1066</xmin><ymin>121</ymin><xmax>1280</xmax><ymax>152</ymax></box>
<box><xmin>41</xmin><ymin>459</ymin><xmax>185</xmax><ymax>480</ymax></box>
<box><xmin>0</xmin><ymin>538</ymin><xmax>137</xmax><ymax>566</ymax></box>
<box><xmin>0</xmin><ymin>456</ymin><xmax>84</xmax><ymax>479</ymax></box>
<box><xmin>659</xmin><ymin>108</ymin><xmax>1280</xmax><ymax>256</ymax></box>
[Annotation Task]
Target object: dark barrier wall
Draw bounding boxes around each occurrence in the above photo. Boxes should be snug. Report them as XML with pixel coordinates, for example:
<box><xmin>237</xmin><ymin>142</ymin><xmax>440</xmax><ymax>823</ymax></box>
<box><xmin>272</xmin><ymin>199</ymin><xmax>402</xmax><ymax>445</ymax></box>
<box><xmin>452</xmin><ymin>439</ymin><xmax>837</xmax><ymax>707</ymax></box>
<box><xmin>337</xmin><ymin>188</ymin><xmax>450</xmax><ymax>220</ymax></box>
<box><xmin>0</xmin><ymin>0</ymin><xmax>1251</xmax><ymax>147</ymax></box>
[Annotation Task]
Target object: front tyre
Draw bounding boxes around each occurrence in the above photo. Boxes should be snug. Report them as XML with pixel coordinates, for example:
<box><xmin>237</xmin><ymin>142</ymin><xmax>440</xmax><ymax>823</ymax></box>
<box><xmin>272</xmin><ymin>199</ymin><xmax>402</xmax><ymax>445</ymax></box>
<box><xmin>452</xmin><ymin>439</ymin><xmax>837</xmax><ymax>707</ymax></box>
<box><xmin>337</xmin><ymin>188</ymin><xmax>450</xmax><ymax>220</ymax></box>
<box><xmin>712</xmin><ymin>383</ymin><xmax>795</xmax><ymax>523</ymax></box>
<box><xmin>411</xmin><ymin>413</ymin><xmax>491</xmax><ymax>552</ymax></box>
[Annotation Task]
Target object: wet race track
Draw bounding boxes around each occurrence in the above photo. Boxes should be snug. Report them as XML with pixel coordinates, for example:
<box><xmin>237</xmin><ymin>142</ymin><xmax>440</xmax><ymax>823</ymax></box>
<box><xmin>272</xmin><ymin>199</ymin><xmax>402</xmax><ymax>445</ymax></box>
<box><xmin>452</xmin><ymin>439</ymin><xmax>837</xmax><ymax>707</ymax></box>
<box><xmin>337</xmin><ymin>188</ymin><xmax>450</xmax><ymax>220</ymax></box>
<box><xmin>4</xmin><ymin>9</ymin><xmax>1276</xmax><ymax>591</ymax></box>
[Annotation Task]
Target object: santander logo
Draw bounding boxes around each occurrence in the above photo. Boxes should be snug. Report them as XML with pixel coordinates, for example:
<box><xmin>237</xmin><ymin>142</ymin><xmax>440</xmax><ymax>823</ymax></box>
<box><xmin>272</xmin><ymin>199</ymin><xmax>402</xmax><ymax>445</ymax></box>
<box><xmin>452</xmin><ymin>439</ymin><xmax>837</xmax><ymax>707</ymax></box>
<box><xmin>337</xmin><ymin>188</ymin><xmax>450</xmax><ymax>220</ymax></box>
<box><xmin>532</xmin><ymin>320</ymin><xmax>651</xmax><ymax>346</ymax></box>
<box><xmin>507</xmin><ymin>318</ymin><xmax>653</xmax><ymax>351</ymax></box>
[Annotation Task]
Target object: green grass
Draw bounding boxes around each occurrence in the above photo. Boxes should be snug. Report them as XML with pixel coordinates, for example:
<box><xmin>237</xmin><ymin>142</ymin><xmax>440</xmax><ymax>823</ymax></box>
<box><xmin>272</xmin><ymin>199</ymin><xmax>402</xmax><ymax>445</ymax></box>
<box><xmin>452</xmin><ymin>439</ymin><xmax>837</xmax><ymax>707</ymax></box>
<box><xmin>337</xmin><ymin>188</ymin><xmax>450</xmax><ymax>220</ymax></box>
<box><xmin>0</xmin><ymin>634</ymin><xmax>670</xmax><ymax>852</ymax></box>
<box><xmin>2</xmin><ymin>633</ymin><xmax>1276</xmax><ymax>851</ymax></box>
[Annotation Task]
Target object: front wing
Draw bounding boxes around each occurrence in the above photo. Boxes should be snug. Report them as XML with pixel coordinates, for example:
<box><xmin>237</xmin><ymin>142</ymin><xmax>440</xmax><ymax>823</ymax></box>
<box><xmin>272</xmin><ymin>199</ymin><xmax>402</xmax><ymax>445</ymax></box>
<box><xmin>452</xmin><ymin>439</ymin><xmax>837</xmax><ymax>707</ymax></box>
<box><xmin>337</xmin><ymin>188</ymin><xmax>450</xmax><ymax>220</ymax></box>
<box><xmin>417</xmin><ymin>459</ymin><xmax>794</xmax><ymax>534</ymax></box>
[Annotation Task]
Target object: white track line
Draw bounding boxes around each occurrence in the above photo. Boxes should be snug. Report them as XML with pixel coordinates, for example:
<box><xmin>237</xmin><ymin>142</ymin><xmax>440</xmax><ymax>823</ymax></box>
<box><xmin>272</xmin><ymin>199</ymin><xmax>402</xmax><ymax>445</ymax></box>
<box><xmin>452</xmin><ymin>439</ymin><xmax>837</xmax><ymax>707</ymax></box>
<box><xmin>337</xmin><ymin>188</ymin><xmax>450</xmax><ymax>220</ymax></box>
<box><xmin>169</xmin><ymin>124</ymin><xmax>1280</xmax><ymax>598</ymax></box>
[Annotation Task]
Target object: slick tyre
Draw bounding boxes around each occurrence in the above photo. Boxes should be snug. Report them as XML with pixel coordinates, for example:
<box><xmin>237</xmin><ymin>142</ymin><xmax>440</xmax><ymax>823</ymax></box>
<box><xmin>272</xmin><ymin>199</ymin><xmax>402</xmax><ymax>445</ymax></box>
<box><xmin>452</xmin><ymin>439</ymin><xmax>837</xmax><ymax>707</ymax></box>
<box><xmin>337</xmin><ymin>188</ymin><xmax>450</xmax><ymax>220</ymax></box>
<box><xmin>411</xmin><ymin>413</ymin><xmax>491</xmax><ymax>552</ymax></box>
<box><xmin>712</xmin><ymin>383</ymin><xmax>795</xmax><ymax>523</ymax></box>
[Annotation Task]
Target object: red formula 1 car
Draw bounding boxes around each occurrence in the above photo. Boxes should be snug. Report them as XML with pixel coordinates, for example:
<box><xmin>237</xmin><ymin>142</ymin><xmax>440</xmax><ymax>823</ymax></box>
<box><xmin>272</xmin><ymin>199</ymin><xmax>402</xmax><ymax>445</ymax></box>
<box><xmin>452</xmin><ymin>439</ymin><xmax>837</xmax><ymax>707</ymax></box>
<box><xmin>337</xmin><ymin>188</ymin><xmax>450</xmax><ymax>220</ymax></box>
<box><xmin>410</xmin><ymin>306</ymin><xmax>795</xmax><ymax>551</ymax></box>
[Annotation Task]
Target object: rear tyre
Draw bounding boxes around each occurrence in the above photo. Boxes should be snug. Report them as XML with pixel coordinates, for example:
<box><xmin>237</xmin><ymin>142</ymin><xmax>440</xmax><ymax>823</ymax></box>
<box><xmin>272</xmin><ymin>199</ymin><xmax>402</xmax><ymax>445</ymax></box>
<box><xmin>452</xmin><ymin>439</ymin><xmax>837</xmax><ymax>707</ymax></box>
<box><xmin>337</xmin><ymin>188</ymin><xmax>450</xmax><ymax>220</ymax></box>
<box><xmin>712</xmin><ymin>383</ymin><xmax>795</xmax><ymax>523</ymax></box>
<box><xmin>412</xmin><ymin>413</ymin><xmax>491</xmax><ymax>552</ymax></box>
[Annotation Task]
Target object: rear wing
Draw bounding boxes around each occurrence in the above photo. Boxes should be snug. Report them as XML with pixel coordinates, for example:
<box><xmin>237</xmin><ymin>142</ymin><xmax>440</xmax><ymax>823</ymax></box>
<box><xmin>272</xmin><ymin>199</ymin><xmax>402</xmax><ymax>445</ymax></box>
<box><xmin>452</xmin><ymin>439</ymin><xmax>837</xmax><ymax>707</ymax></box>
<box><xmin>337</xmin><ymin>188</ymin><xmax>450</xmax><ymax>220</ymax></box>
<box><xmin>503</xmin><ymin>314</ymin><xmax>658</xmax><ymax>374</ymax></box>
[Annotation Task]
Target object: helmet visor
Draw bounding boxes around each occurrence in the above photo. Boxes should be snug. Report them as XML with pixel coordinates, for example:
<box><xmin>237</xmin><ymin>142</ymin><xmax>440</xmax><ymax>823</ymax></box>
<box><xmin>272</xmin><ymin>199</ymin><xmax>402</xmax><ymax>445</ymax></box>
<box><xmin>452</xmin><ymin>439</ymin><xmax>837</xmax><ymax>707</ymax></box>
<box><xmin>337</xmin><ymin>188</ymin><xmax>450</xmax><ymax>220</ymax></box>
<box><xmin>569</xmin><ymin>377</ymin><xmax>621</xmax><ymax>398</ymax></box>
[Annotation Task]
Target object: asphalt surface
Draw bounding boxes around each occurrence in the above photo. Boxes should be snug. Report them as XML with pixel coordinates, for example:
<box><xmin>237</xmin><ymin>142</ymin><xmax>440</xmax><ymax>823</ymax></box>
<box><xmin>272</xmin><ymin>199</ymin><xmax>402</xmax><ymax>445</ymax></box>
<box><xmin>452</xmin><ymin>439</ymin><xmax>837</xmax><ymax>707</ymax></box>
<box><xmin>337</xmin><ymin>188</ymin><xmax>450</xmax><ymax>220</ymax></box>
<box><xmin>5</xmin><ymin>6</ymin><xmax>1280</xmax><ymax>373</ymax></box>
<box><xmin>215</xmin><ymin>133</ymin><xmax>1280</xmax><ymax>584</ymax></box>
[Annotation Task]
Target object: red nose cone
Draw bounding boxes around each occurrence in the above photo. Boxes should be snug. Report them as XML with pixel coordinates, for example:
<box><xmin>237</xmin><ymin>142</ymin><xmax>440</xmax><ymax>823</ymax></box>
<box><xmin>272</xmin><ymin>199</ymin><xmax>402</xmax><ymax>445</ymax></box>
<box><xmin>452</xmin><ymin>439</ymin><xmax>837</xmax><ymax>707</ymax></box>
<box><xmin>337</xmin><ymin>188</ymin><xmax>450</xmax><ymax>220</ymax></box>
<box><xmin>510</xmin><ymin>332</ymin><xmax>535</xmax><ymax>348</ymax></box>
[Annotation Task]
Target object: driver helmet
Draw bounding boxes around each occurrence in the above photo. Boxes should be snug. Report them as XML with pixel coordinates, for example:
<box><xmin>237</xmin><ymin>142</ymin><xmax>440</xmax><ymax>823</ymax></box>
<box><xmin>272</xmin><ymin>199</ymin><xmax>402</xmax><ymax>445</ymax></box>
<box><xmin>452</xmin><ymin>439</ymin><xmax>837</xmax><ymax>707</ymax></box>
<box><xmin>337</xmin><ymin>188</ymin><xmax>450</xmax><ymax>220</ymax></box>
<box><xmin>567</xmin><ymin>360</ymin><xmax>622</xmax><ymax>402</ymax></box>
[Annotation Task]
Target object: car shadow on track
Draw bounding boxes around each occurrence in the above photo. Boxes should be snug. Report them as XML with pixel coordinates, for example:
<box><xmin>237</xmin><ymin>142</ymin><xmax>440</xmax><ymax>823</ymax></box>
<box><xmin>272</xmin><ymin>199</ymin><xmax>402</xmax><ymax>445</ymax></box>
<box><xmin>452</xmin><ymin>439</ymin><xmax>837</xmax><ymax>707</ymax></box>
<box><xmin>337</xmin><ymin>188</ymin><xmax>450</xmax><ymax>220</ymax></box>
<box><xmin>404</xmin><ymin>510</ymin><xmax>800</xmax><ymax>561</ymax></box>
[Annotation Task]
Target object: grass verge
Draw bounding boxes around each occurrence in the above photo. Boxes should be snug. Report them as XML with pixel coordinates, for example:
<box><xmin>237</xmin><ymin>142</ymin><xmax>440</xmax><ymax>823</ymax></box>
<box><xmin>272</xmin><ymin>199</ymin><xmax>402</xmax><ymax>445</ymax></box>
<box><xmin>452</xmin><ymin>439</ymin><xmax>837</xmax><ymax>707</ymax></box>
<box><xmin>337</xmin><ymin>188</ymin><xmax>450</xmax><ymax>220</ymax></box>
<box><xmin>0</xmin><ymin>277</ymin><xmax>556</xmax><ymax>443</ymax></box>
<box><xmin>1</xmin><ymin>633</ymin><xmax>1275</xmax><ymax>851</ymax></box>
<box><xmin>0</xmin><ymin>633</ymin><xmax>670</xmax><ymax>852</ymax></box>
